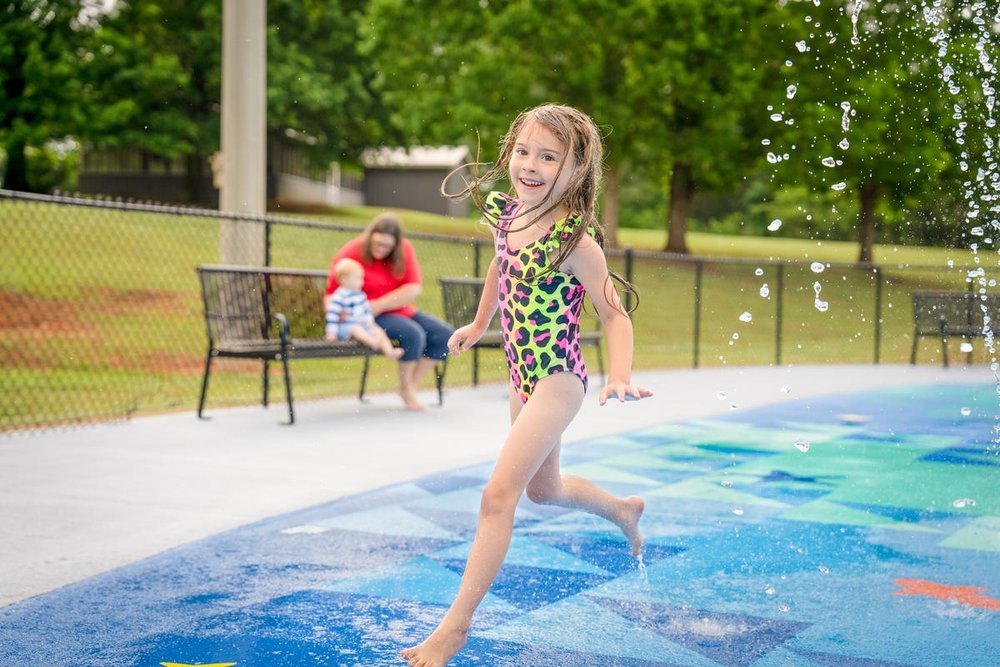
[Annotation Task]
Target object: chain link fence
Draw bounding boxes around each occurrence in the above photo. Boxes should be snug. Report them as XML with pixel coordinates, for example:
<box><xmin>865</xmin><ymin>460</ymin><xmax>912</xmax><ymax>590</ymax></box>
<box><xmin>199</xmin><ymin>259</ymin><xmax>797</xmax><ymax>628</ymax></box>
<box><xmin>1</xmin><ymin>189</ymin><xmax>984</xmax><ymax>432</ymax></box>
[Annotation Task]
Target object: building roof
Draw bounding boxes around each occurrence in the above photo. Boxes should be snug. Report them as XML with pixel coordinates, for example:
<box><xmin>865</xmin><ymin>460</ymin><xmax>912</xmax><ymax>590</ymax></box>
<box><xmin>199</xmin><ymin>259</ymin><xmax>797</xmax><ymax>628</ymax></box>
<box><xmin>361</xmin><ymin>145</ymin><xmax>471</xmax><ymax>169</ymax></box>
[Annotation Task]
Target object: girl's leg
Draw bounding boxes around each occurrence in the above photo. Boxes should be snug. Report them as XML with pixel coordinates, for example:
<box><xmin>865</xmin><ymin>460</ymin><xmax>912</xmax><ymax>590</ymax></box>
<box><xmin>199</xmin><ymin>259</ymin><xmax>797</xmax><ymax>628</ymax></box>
<box><xmin>402</xmin><ymin>373</ymin><xmax>584</xmax><ymax>667</ymax></box>
<box><xmin>525</xmin><ymin>440</ymin><xmax>645</xmax><ymax>555</ymax></box>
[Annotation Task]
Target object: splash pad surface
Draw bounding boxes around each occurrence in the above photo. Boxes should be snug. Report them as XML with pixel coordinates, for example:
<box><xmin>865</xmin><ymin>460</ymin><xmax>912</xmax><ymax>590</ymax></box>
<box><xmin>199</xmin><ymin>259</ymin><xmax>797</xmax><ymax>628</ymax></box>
<box><xmin>1</xmin><ymin>383</ymin><xmax>997</xmax><ymax>666</ymax></box>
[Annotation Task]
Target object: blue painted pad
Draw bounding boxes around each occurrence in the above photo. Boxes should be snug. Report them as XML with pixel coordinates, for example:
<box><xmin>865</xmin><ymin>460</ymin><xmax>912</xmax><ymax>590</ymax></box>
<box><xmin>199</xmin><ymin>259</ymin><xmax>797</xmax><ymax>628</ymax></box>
<box><xmin>1</xmin><ymin>383</ymin><xmax>999</xmax><ymax>667</ymax></box>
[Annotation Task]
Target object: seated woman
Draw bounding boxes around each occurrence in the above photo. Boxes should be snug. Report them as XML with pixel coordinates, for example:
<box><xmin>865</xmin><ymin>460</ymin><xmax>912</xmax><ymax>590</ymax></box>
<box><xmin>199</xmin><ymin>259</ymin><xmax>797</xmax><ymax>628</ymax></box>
<box><xmin>325</xmin><ymin>213</ymin><xmax>453</xmax><ymax>410</ymax></box>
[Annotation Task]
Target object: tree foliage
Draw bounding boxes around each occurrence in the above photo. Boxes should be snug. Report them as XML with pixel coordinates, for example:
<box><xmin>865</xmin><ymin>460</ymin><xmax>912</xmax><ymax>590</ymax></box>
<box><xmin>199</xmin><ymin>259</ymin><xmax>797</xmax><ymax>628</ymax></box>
<box><xmin>0</xmin><ymin>0</ymin><xmax>94</xmax><ymax>191</ymax></box>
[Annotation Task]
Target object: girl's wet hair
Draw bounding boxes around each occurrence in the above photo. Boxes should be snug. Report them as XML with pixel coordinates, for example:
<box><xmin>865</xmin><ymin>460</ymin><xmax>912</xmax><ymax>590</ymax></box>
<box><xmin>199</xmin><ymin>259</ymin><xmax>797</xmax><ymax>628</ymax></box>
<box><xmin>442</xmin><ymin>103</ymin><xmax>637</xmax><ymax>312</ymax></box>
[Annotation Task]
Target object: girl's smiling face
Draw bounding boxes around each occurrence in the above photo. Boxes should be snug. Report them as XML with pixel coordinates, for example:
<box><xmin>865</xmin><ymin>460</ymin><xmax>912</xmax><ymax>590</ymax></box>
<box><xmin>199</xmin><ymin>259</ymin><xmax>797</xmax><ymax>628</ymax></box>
<box><xmin>508</xmin><ymin>120</ymin><xmax>575</xmax><ymax>210</ymax></box>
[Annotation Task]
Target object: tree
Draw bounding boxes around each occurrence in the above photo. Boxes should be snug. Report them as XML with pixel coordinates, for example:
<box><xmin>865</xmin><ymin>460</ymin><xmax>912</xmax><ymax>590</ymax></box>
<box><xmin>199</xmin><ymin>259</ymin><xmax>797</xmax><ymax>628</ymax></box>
<box><xmin>0</xmin><ymin>0</ymin><xmax>94</xmax><ymax>191</ymax></box>
<box><xmin>767</xmin><ymin>0</ymin><xmax>959</xmax><ymax>264</ymax></box>
<box><xmin>364</xmin><ymin>0</ymin><xmax>785</xmax><ymax>252</ymax></box>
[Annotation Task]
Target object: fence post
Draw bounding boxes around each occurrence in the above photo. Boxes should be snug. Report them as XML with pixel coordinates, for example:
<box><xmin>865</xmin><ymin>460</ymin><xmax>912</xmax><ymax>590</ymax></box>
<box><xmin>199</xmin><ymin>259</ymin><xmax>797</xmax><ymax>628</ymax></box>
<box><xmin>873</xmin><ymin>266</ymin><xmax>883</xmax><ymax>364</ymax></box>
<box><xmin>624</xmin><ymin>246</ymin><xmax>634</xmax><ymax>313</ymax></box>
<box><xmin>693</xmin><ymin>260</ymin><xmax>704</xmax><ymax>368</ymax></box>
<box><xmin>775</xmin><ymin>263</ymin><xmax>784</xmax><ymax>365</ymax></box>
<box><xmin>265</xmin><ymin>217</ymin><xmax>272</xmax><ymax>267</ymax></box>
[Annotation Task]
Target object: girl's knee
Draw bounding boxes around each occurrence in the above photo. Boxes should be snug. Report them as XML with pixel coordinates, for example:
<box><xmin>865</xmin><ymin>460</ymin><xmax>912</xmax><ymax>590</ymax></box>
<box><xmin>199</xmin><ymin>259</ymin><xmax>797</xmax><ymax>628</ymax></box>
<box><xmin>526</xmin><ymin>479</ymin><xmax>561</xmax><ymax>505</ymax></box>
<box><xmin>480</xmin><ymin>480</ymin><xmax>521</xmax><ymax>517</ymax></box>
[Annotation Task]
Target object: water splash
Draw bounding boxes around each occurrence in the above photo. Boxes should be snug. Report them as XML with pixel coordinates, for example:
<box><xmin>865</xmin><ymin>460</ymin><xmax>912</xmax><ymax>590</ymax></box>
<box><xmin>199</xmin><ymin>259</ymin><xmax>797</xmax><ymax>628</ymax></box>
<box><xmin>923</xmin><ymin>0</ymin><xmax>1000</xmax><ymax>434</ymax></box>
<box><xmin>636</xmin><ymin>552</ymin><xmax>649</xmax><ymax>586</ymax></box>
<box><xmin>768</xmin><ymin>219</ymin><xmax>783</xmax><ymax>231</ymax></box>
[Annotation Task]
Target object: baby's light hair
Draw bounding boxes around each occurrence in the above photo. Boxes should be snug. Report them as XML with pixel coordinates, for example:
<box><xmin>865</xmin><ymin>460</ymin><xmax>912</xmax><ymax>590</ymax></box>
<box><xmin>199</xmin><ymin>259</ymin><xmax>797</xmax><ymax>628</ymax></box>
<box><xmin>333</xmin><ymin>257</ymin><xmax>365</xmax><ymax>281</ymax></box>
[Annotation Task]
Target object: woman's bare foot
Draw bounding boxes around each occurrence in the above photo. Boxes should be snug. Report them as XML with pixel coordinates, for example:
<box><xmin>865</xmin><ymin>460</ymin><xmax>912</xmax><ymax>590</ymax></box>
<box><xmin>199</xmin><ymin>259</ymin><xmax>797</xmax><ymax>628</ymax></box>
<box><xmin>615</xmin><ymin>495</ymin><xmax>645</xmax><ymax>555</ymax></box>
<box><xmin>385</xmin><ymin>347</ymin><xmax>405</xmax><ymax>360</ymax></box>
<box><xmin>400</xmin><ymin>387</ymin><xmax>426</xmax><ymax>411</ymax></box>
<box><xmin>401</xmin><ymin>622</ymin><xmax>468</xmax><ymax>666</ymax></box>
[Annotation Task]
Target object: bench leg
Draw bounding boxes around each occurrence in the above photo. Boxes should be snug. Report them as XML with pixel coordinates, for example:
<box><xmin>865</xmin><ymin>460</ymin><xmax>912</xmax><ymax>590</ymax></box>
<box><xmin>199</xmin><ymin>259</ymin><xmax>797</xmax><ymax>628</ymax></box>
<box><xmin>358</xmin><ymin>355</ymin><xmax>371</xmax><ymax>402</ymax></box>
<box><xmin>280</xmin><ymin>353</ymin><xmax>294</xmax><ymax>425</ymax></box>
<box><xmin>909</xmin><ymin>332</ymin><xmax>919</xmax><ymax>365</ymax></box>
<box><xmin>262</xmin><ymin>359</ymin><xmax>270</xmax><ymax>407</ymax></box>
<box><xmin>473</xmin><ymin>347</ymin><xmax>480</xmax><ymax>386</ymax></box>
<box><xmin>939</xmin><ymin>320</ymin><xmax>948</xmax><ymax>368</ymax></box>
<box><xmin>435</xmin><ymin>359</ymin><xmax>447</xmax><ymax>406</ymax></box>
<box><xmin>197</xmin><ymin>347</ymin><xmax>214</xmax><ymax>419</ymax></box>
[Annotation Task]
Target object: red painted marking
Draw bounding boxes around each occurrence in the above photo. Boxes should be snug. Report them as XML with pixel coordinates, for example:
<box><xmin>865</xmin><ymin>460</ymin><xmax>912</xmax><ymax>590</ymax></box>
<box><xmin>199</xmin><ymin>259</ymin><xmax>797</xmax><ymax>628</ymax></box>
<box><xmin>894</xmin><ymin>578</ymin><xmax>1000</xmax><ymax>610</ymax></box>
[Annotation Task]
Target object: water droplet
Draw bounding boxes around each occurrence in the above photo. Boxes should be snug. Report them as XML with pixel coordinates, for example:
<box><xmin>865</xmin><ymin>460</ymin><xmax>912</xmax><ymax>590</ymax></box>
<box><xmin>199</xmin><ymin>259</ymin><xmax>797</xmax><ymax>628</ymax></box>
<box><xmin>780</xmin><ymin>385</ymin><xmax>791</xmax><ymax>393</ymax></box>
<box><xmin>821</xmin><ymin>156</ymin><xmax>837</xmax><ymax>167</ymax></box>
<box><xmin>721</xmin><ymin>479</ymin><xmax>734</xmax><ymax>488</ymax></box>
<box><xmin>841</xmin><ymin>101</ymin><xmax>852</xmax><ymax>131</ymax></box>
<box><xmin>794</xmin><ymin>440</ymin><xmax>811</xmax><ymax>453</ymax></box>
<box><xmin>764</xmin><ymin>585</ymin><xmax>776</xmax><ymax>595</ymax></box>
<box><xmin>760</xmin><ymin>283</ymin><xmax>770</xmax><ymax>298</ymax></box>
<box><xmin>815</xmin><ymin>299</ymin><xmax>829</xmax><ymax>312</ymax></box>
<box><xmin>786</xmin><ymin>84</ymin><xmax>798</xmax><ymax>99</ymax></box>
<box><xmin>717</xmin><ymin>391</ymin><xmax>727</xmax><ymax>401</ymax></box>
<box><xmin>947</xmin><ymin>259</ymin><xmax>955</xmax><ymax>268</ymax></box>
<box><xmin>739</xmin><ymin>312</ymin><xmax>753</xmax><ymax>323</ymax></box>
<box><xmin>831</xmin><ymin>182</ymin><xmax>847</xmax><ymax>191</ymax></box>
<box><xmin>960</xmin><ymin>342</ymin><xmax>973</xmax><ymax>353</ymax></box>
<box><xmin>755</xmin><ymin>267</ymin><xmax>764</xmax><ymax>276</ymax></box>
<box><xmin>732</xmin><ymin>507</ymin><xmax>745</xmax><ymax>516</ymax></box>
<box><xmin>762</xmin><ymin>138</ymin><xmax>772</xmax><ymax>146</ymax></box>
<box><xmin>838</xmin><ymin>138</ymin><xmax>850</xmax><ymax>150</ymax></box>
<box><xmin>768</xmin><ymin>219</ymin><xmax>783</xmax><ymax>231</ymax></box>
<box><xmin>960</xmin><ymin>407</ymin><xmax>971</xmax><ymax>416</ymax></box>
<box><xmin>795</xmin><ymin>40</ymin><xmax>809</xmax><ymax>52</ymax></box>
<box><xmin>766</xmin><ymin>152</ymin><xmax>779</xmax><ymax>163</ymax></box>
<box><xmin>971</xmin><ymin>226</ymin><xmax>984</xmax><ymax>236</ymax></box>
<box><xmin>770</xmin><ymin>113</ymin><xmax>784</xmax><ymax>122</ymax></box>
<box><xmin>810</xmin><ymin>262</ymin><xmax>826</xmax><ymax>273</ymax></box>
<box><xmin>818</xmin><ymin>565</ymin><xmax>830</xmax><ymax>574</ymax></box>
<box><xmin>952</xmin><ymin>497</ymin><xmax>976</xmax><ymax>508</ymax></box>
<box><xmin>778</xmin><ymin>603</ymin><xmax>790</xmax><ymax>613</ymax></box>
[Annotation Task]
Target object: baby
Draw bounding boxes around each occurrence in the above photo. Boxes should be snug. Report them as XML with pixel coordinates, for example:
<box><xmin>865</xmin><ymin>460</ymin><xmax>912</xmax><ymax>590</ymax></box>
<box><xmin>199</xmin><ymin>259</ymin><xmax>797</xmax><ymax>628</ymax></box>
<box><xmin>325</xmin><ymin>258</ymin><xmax>403</xmax><ymax>359</ymax></box>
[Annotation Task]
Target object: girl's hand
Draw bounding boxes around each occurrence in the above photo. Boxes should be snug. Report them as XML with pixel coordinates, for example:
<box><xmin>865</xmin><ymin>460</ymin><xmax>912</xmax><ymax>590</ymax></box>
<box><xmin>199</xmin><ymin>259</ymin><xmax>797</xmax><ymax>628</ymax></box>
<box><xmin>448</xmin><ymin>322</ymin><xmax>487</xmax><ymax>355</ymax></box>
<box><xmin>599</xmin><ymin>382</ymin><xmax>653</xmax><ymax>405</ymax></box>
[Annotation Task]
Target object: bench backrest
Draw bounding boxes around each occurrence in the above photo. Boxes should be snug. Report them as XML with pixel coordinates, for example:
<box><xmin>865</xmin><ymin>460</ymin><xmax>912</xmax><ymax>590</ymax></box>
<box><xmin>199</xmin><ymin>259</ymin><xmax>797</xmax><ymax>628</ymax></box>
<box><xmin>912</xmin><ymin>290</ymin><xmax>1000</xmax><ymax>336</ymax></box>
<box><xmin>439</xmin><ymin>277</ymin><xmax>501</xmax><ymax>332</ymax></box>
<box><xmin>197</xmin><ymin>265</ymin><xmax>328</xmax><ymax>343</ymax></box>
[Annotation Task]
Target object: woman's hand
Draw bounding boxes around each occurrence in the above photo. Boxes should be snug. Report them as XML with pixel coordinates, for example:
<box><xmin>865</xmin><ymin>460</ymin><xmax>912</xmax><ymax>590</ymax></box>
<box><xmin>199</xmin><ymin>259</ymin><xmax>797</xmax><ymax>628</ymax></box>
<box><xmin>448</xmin><ymin>322</ymin><xmax>487</xmax><ymax>355</ymax></box>
<box><xmin>599</xmin><ymin>381</ymin><xmax>653</xmax><ymax>405</ymax></box>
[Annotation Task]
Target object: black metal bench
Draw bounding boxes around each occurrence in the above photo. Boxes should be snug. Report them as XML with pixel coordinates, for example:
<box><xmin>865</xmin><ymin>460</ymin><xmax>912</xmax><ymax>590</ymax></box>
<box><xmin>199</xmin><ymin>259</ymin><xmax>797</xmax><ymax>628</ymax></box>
<box><xmin>197</xmin><ymin>264</ymin><xmax>443</xmax><ymax>424</ymax></box>
<box><xmin>439</xmin><ymin>276</ymin><xmax>604</xmax><ymax>386</ymax></box>
<box><xmin>910</xmin><ymin>290</ymin><xmax>1000</xmax><ymax>367</ymax></box>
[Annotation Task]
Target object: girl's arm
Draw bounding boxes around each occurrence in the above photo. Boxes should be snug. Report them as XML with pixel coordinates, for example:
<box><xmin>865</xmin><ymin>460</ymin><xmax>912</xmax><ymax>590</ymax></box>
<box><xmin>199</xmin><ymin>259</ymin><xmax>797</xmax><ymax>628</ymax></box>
<box><xmin>448</xmin><ymin>256</ymin><xmax>500</xmax><ymax>354</ymax></box>
<box><xmin>563</xmin><ymin>237</ymin><xmax>652</xmax><ymax>404</ymax></box>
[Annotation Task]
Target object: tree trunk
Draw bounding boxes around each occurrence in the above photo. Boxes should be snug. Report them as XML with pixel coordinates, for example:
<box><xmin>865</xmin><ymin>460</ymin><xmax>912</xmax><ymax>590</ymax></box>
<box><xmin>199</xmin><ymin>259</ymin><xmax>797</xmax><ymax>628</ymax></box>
<box><xmin>664</xmin><ymin>161</ymin><xmax>694</xmax><ymax>254</ymax></box>
<box><xmin>602</xmin><ymin>165</ymin><xmax>620</xmax><ymax>248</ymax></box>
<box><xmin>856</xmin><ymin>181</ymin><xmax>880</xmax><ymax>265</ymax></box>
<box><xmin>3</xmin><ymin>137</ymin><xmax>31</xmax><ymax>192</ymax></box>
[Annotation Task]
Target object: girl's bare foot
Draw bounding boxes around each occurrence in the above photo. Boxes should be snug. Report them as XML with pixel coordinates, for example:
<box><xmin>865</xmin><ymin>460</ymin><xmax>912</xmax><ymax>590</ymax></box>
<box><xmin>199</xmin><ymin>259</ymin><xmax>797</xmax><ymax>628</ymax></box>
<box><xmin>615</xmin><ymin>495</ymin><xmax>645</xmax><ymax>555</ymax></box>
<box><xmin>386</xmin><ymin>347</ymin><xmax>405</xmax><ymax>360</ymax></box>
<box><xmin>401</xmin><ymin>622</ymin><xmax>468</xmax><ymax>667</ymax></box>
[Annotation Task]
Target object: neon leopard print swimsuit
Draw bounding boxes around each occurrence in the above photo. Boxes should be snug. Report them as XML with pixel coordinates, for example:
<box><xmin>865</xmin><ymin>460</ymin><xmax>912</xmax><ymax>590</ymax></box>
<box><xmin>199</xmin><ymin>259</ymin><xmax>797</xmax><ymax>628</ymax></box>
<box><xmin>485</xmin><ymin>191</ymin><xmax>593</xmax><ymax>403</ymax></box>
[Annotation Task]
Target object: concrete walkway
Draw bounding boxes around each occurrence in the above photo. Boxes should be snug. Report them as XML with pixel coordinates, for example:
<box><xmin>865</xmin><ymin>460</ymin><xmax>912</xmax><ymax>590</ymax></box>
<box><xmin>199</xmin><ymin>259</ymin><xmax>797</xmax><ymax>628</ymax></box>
<box><xmin>0</xmin><ymin>364</ymin><xmax>993</xmax><ymax>609</ymax></box>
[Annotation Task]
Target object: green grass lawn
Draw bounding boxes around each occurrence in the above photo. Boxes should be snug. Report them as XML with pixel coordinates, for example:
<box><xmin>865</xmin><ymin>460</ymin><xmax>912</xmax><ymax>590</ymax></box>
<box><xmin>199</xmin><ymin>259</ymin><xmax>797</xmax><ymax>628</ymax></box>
<box><xmin>0</xmin><ymin>197</ymin><xmax>983</xmax><ymax>431</ymax></box>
